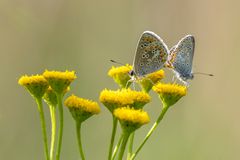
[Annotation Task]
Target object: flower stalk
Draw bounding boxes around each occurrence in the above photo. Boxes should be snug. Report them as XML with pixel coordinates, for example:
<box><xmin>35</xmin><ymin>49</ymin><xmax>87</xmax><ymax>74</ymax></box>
<box><xmin>56</xmin><ymin>93</ymin><xmax>63</xmax><ymax>160</ymax></box>
<box><xmin>130</xmin><ymin>105</ymin><xmax>169</xmax><ymax>160</ymax></box>
<box><xmin>49</xmin><ymin>105</ymin><xmax>56</xmax><ymax>160</ymax></box>
<box><xmin>117</xmin><ymin>132</ymin><xmax>130</xmax><ymax>160</ymax></box>
<box><xmin>111</xmin><ymin>134</ymin><xmax>123</xmax><ymax>160</ymax></box>
<box><xmin>36</xmin><ymin>98</ymin><xmax>50</xmax><ymax>160</ymax></box>
<box><xmin>76</xmin><ymin>122</ymin><xmax>86</xmax><ymax>160</ymax></box>
<box><xmin>127</xmin><ymin>133</ymin><xmax>134</xmax><ymax>160</ymax></box>
<box><xmin>64</xmin><ymin>94</ymin><xmax>100</xmax><ymax>159</ymax></box>
<box><xmin>108</xmin><ymin>116</ymin><xmax>118</xmax><ymax>160</ymax></box>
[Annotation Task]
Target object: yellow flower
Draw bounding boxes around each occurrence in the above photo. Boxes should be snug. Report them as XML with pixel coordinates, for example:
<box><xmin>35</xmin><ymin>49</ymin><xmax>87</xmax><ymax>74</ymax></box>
<box><xmin>153</xmin><ymin>83</ymin><xmax>187</xmax><ymax>107</ymax></box>
<box><xmin>18</xmin><ymin>75</ymin><xmax>49</xmax><ymax>99</ymax></box>
<box><xmin>140</xmin><ymin>70</ymin><xmax>165</xmax><ymax>92</ymax></box>
<box><xmin>65</xmin><ymin>95</ymin><xmax>100</xmax><ymax>123</ymax></box>
<box><xmin>99</xmin><ymin>88</ymin><xmax>151</xmax><ymax>112</ymax></box>
<box><xmin>43</xmin><ymin>70</ymin><xmax>76</xmax><ymax>95</ymax></box>
<box><xmin>43</xmin><ymin>87</ymin><xmax>58</xmax><ymax>107</ymax></box>
<box><xmin>114</xmin><ymin>107</ymin><xmax>150</xmax><ymax>133</ymax></box>
<box><xmin>108</xmin><ymin>64</ymin><xmax>133</xmax><ymax>88</ymax></box>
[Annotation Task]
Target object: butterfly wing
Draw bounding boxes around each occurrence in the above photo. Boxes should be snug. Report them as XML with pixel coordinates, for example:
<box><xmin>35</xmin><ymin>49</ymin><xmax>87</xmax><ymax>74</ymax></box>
<box><xmin>169</xmin><ymin>35</ymin><xmax>195</xmax><ymax>79</ymax></box>
<box><xmin>133</xmin><ymin>31</ymin><xmax>169</xmax><ymax>77</ymax></box>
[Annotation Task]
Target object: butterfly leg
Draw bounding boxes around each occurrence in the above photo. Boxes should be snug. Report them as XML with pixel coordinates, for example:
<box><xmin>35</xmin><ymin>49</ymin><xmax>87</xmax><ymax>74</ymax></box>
<box><xmin>132</xmin><ymin>81</ymin><xmax>136</xmax><ymax>90</ymax></box>
<box><xmin>125</xmin><ymin>80</ymin><xmax>131</xmax><ymax>88</ymax></box>
<box><xmin>145</xmin><ymin>77</ymin><xmax>154</xmax><ymax>86</ymax></box>
<box><xmin>172</xmin><ymin>75</ymin><xmax>177</xmax><ymax>84</ymax></box>
<box><xmin>183</xmin><ymin>81</ymin><xmax>190</xmax><ymax>87</ymax></box>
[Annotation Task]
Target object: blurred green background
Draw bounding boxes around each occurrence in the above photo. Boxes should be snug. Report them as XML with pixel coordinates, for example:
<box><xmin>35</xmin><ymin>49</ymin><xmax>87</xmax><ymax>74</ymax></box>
<box><xmin>1</xmin><ymin>0</ymin><xmax>240</xmax><ymax>159</ymax></box>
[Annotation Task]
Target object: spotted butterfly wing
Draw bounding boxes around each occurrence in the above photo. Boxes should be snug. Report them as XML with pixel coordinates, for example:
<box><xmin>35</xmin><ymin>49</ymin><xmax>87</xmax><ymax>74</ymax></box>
<box><xmin>133</xmin><ymin>31</ymin><xmax>169</xmax><ymax>77</ymax></box>
<box><xmin>168</xmin><ymin>35</ymin><xmax>195</xmax><ymax>81</ymax></box>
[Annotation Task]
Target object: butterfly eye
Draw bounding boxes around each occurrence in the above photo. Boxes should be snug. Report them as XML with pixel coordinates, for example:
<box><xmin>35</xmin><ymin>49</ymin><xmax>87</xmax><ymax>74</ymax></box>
<box><xmin>129</xmin><ymin>70</ymin><xmax>134</xmax><ymax>76</ymax></box>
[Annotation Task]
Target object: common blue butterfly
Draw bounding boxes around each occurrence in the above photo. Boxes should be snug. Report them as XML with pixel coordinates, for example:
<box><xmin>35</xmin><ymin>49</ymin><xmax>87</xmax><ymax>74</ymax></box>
<box><xmin>166</xmin><ymin>35</ymin><xmax>195</xmax><ymax>85</ymax></box>
<box><xmin>129</xmin><ymin>31</ymin><xmax>169</xmax><ymax>80</ymax></box>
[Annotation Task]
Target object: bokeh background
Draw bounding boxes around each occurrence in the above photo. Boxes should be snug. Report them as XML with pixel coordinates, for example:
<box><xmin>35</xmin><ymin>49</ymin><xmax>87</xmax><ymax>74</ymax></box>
<box><xmin>1</xmin><ymin>0</ymin><xmax>240</xmax><ymax>159</ymax></box>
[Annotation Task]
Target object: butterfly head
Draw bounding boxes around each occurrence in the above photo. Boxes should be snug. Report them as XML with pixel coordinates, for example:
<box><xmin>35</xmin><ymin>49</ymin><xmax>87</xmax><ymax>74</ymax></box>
<box><xmin>129</xmin><ymin>70</ymin><xmax>135</xmax><ymax>77</ymax></box>
<box><xmin>189</xmin><ymin>74</ymin><xmax>194</xmax><ymax>80</ymax></box>
<box><xmin>179</xmin><ymin>73</ymin><xmax>194</xmax><ymax>81</ymax></box>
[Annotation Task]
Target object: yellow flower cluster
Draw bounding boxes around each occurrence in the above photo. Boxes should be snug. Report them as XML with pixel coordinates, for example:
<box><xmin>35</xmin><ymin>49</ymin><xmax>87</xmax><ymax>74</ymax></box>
<box><xmin>43</xmin><ymin>70</ymin><xmax>76</xmax><ymax>81</ymax></box>
<box><xmin>108</xmin><ymin>64</ymin><xmax>133</xmax><ymax>88</ymax></box>
<box><xmin>18</xmin><ymin>75</ymin><xmax>48</xmax><ymax>86</ymax></box>
<box><xmin>140</xmin><ymin>70</ymin><xmax>165</xmax><ymax>92</ymax></box>
<box><xmin>65</xmin><ymin>95</ymin><xmax>100</xmax><ymax>114</ymax></box>
<box><xmin>65</xmin><ymin>95</ymin><xmax>100</xmax><ymax>123</ymax></box>
<box><xmin>146</xmin><ymin>70</ymin><xmax>165</xmax><ymax>83</ymax></box>
<box><xmin>153</xmin><ymin>83</ymin><xmax>187</xmax><ymax>96</ymax></box>
<box><xmin>153</xmin><ymin>83</ymin><xmax>187</xmax><ymax>107</ymax></box>
<box><xmin>43</xmin><ymin>87</ymin><xmax>58</xmax><ymax>106</ymax></box>
<box><xmin>43</xmin><ymin>70</ymin><xmax>76</xmax><ymax>94</ymax></box>
<box><xmin>114</xmin><ymin>107</ymin><xmax>150</xmax><ymax>125</ymax></box>
<box><xmin>18</xmin><ymin>75</ymin><xmax>49</xmax><ymax>99</ymax></box>
<box><xmin>99</xmin><ymin>88</ymin><xmax>150</xmax><ymax>111</ymax></box>
<box><xmin>108</xmin><ymin>64</ymin><xmax>132</xmax><ymax>77</ymax></box>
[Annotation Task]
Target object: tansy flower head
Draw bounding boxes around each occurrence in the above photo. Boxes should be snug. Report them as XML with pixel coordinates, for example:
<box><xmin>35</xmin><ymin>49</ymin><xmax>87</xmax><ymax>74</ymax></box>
<box><xmin>114</xmin><ymin>107</ymin><xmax>150</xmax><ymax>133</ymax></box>
<box><xmin>43</xmin><ymin>70</ymin><xmax>76</xmax><ymax>95</ymax></box>
<box><xmin>153</xmin><ymin>83</ymin><xmax>187</xmax><ymax>107</ymax></box>
<box><xmin>65</xmin><ymin>95</ymin><xmax>100</xmax><ymax>123</ymax></box>
<box><xmin>18</xmin><ymin>75</ymin><xmax>49</xmax><ymax>99</ymax></box>
<box><xmin>140</xmin><ymin>70</ymin><xmax>165</xmax><ymax>92</ymax></box>
<box><xmin>43</xmin><ymin>87</ymin><xmax>58</xmax><ymax>107</ymax></box>
<box><xmin>108</xmin><ymin>64</ymin><xmax>133</xmax><ymax>88</ymax></box>
<box><xmin>99</xmin><ymin>88</ymin><xmax>151</xmax><ymax>113</ymax></box>
<box><xmin>43</xmin><ymin>86</ymin><xmax>69</xmax><ymax>107</ymax></box>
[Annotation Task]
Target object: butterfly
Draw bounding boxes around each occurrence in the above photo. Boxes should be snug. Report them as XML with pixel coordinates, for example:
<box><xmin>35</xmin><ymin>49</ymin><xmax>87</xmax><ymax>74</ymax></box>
<box><xmin>166</xmin><ymin>35</ymin><xmax>195</xmax><ymax>85</ymax></box>
<box><xmin>129</xmin><ymin>31</ymin><xmax>169</xmax><ymax>80</ymax></box>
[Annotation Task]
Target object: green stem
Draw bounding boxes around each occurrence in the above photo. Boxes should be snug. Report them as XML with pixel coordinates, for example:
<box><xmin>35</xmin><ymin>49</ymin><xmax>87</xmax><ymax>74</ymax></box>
<box><xmin>130</xmin><ymin>105</ymin><xmax>169</xmax><ymax>160</ymax></box>
<box><xmin>49</xmin><ymin>105</ymin><xmax>56</xmax><ymax>160</ymax></box>
<box><xmin>56</xmin><ymin>94</ymin><xmax>63</xmax><ymax>160</ymax></box>
<box><xmin>36</xmin><ymin>98</ymin><xmax>50</xmax><ymax>160</ymax></box>
<box><xmin>111</xmin><ymin>134</ymin><xmax>123</xmax><ymax>160</ymax></box>
<box><xmin>127</xmin><ymin>132</ymin><xmax>134</xmax><ymax>160</ymax></box>
<box><xmin>76</xmin><ymin>122</ymin><xmax>86</xmax><ymax>160</ymax></box>
<box><xmin>108</xmin><ymin>116</ymin><xmax>118</xmax><ymax>160</ymax></box>
<box><xmin>117</xmin><ymin>133</ymin><xmax>130</xmax><ymax>160</ymax></box>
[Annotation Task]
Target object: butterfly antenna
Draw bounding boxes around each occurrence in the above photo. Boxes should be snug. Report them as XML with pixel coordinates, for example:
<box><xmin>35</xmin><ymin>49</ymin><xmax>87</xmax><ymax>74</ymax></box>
<box><xmin>193</xmin><ymin>72</ymin><xmax>214</xmax><ymax>76</ymax></box>
<box><xmin>110</xmin><ymin>59</ymin><xmax>125</xmax><ymax>66</ymax></box>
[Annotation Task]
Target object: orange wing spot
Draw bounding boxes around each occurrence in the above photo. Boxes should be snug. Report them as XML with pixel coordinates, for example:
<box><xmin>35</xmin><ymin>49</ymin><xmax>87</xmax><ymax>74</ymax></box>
<box><xmin>149</xmin><ymin>37</ymin><xmax>154</xmax><ymax>42</ymax></box>
<box><xmin>169</xmin><ymin>53</ymin><xmax>177</xmax><ymax>64</ymax></box>
<box><xmin>164</xmin><ymin>62</ymin><xmax>174</xmax><ymax>69</ymax></box>
<box><xmin>160</xmin><ymin>52</ymin><xmax>164</xmax><ymax>56</ymax></box>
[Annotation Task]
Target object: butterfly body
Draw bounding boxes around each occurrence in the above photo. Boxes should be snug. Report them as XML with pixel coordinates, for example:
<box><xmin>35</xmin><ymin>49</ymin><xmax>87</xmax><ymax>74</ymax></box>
<box><xmin>167</xmin><ymin>35</ymin><xmax>195</xmax><ymax>85</ymax></box>
<box><xmin>130</xmin><ymin>31</ymin><xmax>169</xmax><ymax>80</ymax></box>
